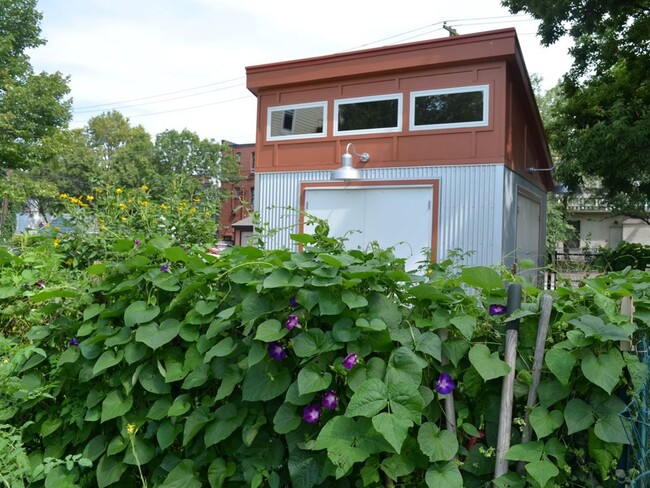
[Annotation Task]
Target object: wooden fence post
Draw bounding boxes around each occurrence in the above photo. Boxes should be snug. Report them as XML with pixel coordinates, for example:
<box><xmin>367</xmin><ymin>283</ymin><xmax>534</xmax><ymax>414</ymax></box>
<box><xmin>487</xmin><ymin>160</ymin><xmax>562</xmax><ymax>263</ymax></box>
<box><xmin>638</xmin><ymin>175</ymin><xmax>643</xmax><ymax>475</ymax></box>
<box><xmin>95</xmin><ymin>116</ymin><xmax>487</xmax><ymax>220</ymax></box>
<box><xmin>494</xmin><ymin>284</ymin><xmax>522</xmax><ymax>479</ymax></box>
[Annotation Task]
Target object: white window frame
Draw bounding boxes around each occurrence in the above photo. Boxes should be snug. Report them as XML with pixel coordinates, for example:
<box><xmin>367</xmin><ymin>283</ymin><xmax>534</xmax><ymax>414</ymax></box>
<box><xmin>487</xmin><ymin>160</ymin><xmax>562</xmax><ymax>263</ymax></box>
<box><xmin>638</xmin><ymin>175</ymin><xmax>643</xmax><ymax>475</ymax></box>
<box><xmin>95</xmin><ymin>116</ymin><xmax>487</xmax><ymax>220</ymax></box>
<box><xmin>266</xmin><ymin>101</ymin><xmax>328</xmax><ymax>141</ymax></box>
<box><xmin>409</xmin><ymin>84</ymin><xmax>489</xmax><ymax>131</ymax></box>
<box><xmin>333</xmin><ymin>93</ymin><xmax>403</xmax><ymax>136</ymax></box>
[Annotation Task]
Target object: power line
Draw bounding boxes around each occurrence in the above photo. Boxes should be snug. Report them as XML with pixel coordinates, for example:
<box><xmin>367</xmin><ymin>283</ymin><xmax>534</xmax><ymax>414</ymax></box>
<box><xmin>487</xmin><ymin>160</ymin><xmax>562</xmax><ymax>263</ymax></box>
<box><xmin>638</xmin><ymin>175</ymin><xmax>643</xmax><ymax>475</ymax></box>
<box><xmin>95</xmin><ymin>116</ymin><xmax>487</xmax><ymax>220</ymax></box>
<box><xmin>73</xmin><ymin>76</ymin><xmax>245</xmax><ymax>110</ymax></box>
<box><xmin>71</xmin><ymin>13</ymin><xmax>540</xmax><ymax>122</ymax></box>
<box><xmin>73</xmin><ymin>80</ymin><xmax>245</xmax><ymax>114</ymax></box>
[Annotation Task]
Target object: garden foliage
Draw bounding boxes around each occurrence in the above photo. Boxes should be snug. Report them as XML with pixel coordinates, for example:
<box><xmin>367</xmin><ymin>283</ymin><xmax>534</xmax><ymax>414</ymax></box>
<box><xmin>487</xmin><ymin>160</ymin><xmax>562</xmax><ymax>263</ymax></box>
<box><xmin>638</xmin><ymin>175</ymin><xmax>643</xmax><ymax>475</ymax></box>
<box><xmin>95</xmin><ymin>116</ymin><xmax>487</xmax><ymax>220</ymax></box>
<box><xmin>1</xmin><ymin>189</ymin><xmax>650</xmax><ymax>487</ymax></box>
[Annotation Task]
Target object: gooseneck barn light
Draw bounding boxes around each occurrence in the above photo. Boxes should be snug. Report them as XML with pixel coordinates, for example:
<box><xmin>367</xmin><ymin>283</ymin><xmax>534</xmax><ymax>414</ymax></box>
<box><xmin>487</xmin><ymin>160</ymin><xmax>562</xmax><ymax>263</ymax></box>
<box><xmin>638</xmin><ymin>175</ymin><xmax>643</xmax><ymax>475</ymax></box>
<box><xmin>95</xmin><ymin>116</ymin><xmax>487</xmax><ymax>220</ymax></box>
<box><xmin>331</xmin><ymin>143</ymin><xmax>370</xmax><ymax>181</ymax></box>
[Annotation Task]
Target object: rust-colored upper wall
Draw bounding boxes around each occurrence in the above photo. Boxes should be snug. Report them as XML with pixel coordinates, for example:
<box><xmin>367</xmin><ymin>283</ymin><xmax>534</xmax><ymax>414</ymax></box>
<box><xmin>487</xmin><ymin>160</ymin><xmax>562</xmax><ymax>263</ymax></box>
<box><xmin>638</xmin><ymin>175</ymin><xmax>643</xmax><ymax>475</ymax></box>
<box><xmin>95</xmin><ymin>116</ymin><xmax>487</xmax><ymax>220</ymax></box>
<box><xmin>246</xmin><ymin>28</ymin><xmax>553</xmax><ymax>191</ymax></box>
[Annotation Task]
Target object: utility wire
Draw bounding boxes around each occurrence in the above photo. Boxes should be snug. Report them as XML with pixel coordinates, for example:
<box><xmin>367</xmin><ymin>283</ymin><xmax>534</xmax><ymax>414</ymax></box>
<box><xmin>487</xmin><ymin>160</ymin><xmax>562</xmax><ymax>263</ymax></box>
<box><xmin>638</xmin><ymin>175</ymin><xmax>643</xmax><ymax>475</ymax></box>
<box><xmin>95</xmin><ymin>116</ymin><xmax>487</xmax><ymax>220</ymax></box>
<box><xmin>71</xmin><ymin>13</ymin><xmax>538</xmax><ymax>122</ymax></box>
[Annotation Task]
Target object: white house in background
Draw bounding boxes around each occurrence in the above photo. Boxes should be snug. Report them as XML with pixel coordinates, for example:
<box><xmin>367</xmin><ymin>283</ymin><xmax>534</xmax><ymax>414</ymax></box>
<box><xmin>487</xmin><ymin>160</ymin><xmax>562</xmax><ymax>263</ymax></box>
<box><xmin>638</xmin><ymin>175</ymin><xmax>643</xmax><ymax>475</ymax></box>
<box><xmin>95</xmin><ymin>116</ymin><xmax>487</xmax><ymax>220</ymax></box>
<box><xmin>245</xmin><ymin>29</ymin><xmax>554</xmax><ymax>271</ymax></box>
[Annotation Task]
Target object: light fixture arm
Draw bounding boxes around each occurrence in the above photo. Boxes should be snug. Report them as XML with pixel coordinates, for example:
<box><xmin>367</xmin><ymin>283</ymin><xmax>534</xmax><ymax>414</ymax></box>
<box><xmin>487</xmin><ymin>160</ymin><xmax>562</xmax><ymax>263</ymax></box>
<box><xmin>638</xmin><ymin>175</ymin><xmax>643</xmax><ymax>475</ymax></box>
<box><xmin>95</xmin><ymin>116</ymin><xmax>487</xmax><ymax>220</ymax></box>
<box><xmin>345</xmin><ymin>143</ymin><xmax>370</xmax><ymax>163</ymax></box>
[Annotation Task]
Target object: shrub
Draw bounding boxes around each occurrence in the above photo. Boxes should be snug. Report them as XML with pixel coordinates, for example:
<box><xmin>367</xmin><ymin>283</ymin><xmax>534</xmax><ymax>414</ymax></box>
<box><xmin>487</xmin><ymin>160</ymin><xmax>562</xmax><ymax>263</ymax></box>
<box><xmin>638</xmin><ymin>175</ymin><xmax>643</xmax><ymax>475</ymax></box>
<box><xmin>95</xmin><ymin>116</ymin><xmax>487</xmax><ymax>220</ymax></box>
<box><xmin>1</xmin><ymin>219</ymin><xmax>649</xmax><ymax>487</ymax></box>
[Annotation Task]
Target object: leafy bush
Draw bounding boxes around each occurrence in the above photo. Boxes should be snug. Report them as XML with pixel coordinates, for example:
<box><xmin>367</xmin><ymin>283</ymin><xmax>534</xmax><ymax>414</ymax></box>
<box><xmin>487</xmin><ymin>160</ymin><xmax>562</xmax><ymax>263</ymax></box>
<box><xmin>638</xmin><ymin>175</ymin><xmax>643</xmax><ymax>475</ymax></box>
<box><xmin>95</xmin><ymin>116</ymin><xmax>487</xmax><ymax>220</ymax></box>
<box><xmin>597</xmin><ymin>241</ymin><xmax>650</xmax><ymax>272</ymax></box>
<box><xmin>1</xmin><ymin>211</ymin><xmax>650</xmax><ymax>487</ymax></box>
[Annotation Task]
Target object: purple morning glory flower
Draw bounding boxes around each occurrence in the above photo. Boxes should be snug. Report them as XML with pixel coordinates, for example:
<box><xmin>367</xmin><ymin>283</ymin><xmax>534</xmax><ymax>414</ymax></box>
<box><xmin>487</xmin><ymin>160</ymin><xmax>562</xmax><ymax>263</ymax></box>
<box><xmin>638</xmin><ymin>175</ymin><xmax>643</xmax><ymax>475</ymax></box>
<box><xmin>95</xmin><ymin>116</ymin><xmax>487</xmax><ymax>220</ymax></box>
<box><xmin>268</xmin><ymin>341</ymin><xmax>287</xmax><ymax>361</ymax></box>
<box><xmin>35</xmin><ymin>280</ymin><xmax>45</xmax><ymax>288</ymax></box>
<box><xmin>436</xmin><ymin>372</ymin><xmax>455</xmax><ymax>395</ymax></box>
<box><xmin>285</xmin><ymin>314</ymin><xmax>299</xmax><ymax>331</ymax></box>
<box><xmin>289</xmin><ymin>296</ymin><xmax>298</xmax><ymax>308</ymax></box>
<box><xmin>69</xmin><ymin>337</ymin><xmax>79</xmax><ymax>347</ymax></box>
<box><xmin>303</xmin><ymin>404</ymin><xmax>322</xmax><ymax>423</ymax></box>
<box><xmin>489</xmin><ymin>304</ymin><xmax>507</xmax><ymax>316</ymax></box>
<box><xmin>160</xmin><ymin>264</ymin><xmax>170</xmax><ymax>273</ymax></box>
<box><xmin>321</xmin><ymin>390</ymin><xmax>338</xmax><ymax>410</ymax></box>
<box><xmin>342</xmin><ymin>353</ymin><xmax>358</xmax><ymax>370</ymax></box>
<box><xmin>133</xmin><ymin>239</ymin><xmax>141</xmax><ymax>247</ymax></box>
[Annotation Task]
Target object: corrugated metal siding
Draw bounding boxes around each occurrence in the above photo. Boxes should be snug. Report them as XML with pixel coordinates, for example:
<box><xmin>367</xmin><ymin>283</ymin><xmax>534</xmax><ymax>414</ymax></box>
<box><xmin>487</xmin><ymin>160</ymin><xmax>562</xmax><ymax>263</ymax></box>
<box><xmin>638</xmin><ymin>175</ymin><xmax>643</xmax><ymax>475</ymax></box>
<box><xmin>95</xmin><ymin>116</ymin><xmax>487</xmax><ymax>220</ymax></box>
<box><xmin>255</xmin><ymin>164</ymin><xmax>505</xmax><ymax>266</ymax></box>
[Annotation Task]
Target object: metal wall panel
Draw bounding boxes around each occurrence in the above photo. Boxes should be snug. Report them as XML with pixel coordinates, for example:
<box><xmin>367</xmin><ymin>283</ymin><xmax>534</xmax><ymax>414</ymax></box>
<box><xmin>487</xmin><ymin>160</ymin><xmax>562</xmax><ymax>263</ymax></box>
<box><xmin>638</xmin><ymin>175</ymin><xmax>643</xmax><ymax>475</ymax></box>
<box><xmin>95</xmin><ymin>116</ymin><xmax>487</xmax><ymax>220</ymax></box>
<box><xmin>255</xmin><ymin>164</ymin><xmax>505</xmax><ymax>266</ymax></box>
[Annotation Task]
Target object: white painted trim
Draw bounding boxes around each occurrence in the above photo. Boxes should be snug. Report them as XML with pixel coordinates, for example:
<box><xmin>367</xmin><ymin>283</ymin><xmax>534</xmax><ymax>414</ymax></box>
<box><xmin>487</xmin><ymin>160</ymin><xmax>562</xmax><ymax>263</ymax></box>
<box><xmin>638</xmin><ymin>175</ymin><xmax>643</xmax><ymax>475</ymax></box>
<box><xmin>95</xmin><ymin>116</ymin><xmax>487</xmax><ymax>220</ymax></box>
<box><xmin>333</xmin><ymin>93</ymin><xmax>403</xmax><ymax>136</ymax></box>
<box><xmin>409</xmin><ymin>84</ymin><xmax>489</xmax><ymax>131</ymax></box>
<box><xmin>266</xmin><ymin>101</ymin><xmax>328</xmax><ymax>141</ymax></box>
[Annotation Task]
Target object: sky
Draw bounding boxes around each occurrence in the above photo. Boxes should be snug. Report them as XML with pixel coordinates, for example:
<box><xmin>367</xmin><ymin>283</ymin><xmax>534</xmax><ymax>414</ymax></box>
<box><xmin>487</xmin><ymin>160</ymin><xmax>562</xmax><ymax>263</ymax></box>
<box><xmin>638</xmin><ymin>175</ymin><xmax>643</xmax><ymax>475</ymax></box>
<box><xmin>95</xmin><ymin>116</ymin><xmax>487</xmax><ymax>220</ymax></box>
<box><xmin>28</xmin><ymin>0</ymin><xmax>574</xmax><ymax>144</ymax></box>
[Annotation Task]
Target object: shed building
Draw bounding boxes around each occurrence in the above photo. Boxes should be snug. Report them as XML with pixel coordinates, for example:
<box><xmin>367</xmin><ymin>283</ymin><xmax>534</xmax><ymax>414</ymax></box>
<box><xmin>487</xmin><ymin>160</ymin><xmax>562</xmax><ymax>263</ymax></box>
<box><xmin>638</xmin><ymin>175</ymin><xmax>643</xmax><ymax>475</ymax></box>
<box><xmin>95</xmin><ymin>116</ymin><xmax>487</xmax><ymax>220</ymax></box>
<box><xmin>246</xmin><ymin>28</ymin><xmax>554</xmax><ymax>271</ymax></box>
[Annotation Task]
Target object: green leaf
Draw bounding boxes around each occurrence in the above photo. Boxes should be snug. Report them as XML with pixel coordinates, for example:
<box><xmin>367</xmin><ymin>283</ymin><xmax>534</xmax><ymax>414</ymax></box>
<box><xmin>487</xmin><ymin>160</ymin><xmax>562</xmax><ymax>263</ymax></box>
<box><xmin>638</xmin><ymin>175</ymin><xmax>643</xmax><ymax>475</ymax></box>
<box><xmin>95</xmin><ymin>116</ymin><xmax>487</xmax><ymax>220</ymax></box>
<box><xmin>317</xmin><ymin>290</ymin><xmax>345</xmax><ymax>315</ymax></box>
<box><xmin>168</xmin><ymin>394</ymin><xmax>192</xmax><ymax>417</ymax></box>
<box><xmin>345</xmin><ymin>378</ymin><xmax>388</xmax><ymax>417</ymax></box>
<box><xmin>372</xmin><ymin>412</ymin><xmax>412</xmax><ymax>453</ymax></box>
<box><xmin>594</xmin><ymin>415</ymin><xmax>632</xmax><ymax>444</ymax></box>
<box><xmin>425</xmin><ymin>461</ymin><xmax>463</xmax><ymax>488</ymax></box>
<box><xmin>581</xmin><ymin>348</ymin><xmax>625</xmax><ymax>394</ymax></box>
<box><xmin>564</xmin><ymin>399</ymin><xmax>595</xmax><ymax>434</ymax></box>
<box><xmin>92</xmin><ymin>349</ymin><xmax>124</xmax><ymax>375</ymax></box>
<box><xmin>442</xmin><ymin>339</ymin><xmax>470</xmax><ymax>367</ymax></box>
<box><xmin>204</xmin><ymin>403</ymin><xmax>248</xmax><ymax>446</ymax></box>
<box><xmin>342</xmin><ymin>291</ymin><xmax>368</xmax><ymax>309</ymax></box>
<box><xmin>417</xmin><ymin>422</ymin><xmax>458</xmax><ymax>461</ymax></box>
<box><xmin>386</xmin><ymin>346</ymin><xmax>427</xmax><ymax>386</ymax></box>
<box><xmin>135</xmin><ymin>319</ymin><xmax>181</xmax><ymax>350</ymax></box>
<box><xmin>124</xmin><ymin>300</ymin><xmax>160</xmax><ymax>327</ymax></box>
<box><xmin>450</xmin><ymin>314</ymin><xmax>476</xmax><ymax>340</ymax></box>
<box><xmin>242</xmin><ymin>362</ymin><xmax>291</xmax><ymax>401</ymax></box>
<box><xmin>160</xmin><ymin>459</ymin><xmax>202</xmax><ymax>488</ymax></box>
<box><xmin>96</xmin><ymin>454</ymin><xmax>127</xmax><ymax>488</ymax></box>
<box><xmin>216</xmin><ymin>364</ymin><xmax>243</xmax><ymax>401</ymax></box>
<box><xmin>157</xmin><ymin>420</ymin><xmax>179</xmax><ymax>450</ymax></box>
<box><xmin>544</xmin><ymin>348</ymin><xmax>576</xmax><ymax>385</ymax></box>
<box><xmin>504</xmin><ymin>441</ymin><xmax>544</xmax><ymax>462</ymax></box>
<box><xmin>273</xmin><ymin>403</ymin><xmax>301</xmax><ymax>435</ymax></box>
<box><xmin>569</xmin><ymin>314</ymin><xmax>631</xmax><ymax>342</ymax></box>
<box><xmin>312</xmin><ymin>416</ymin><xmax>391</xmax><ymax>478</ymax></box>
<box><xmin>293</xmin><ymin>329</ymin><xmax>325</xmax><ymax>358</ymax></box>
<box><xmin>84</xmin><ymin>303</ymin><xmax>105</xmax><ymax>321</ymax></box>
<box><xmin>101</xmin><ymin>390</ymin><xmax>133</xmax><ymax>423</ymax></box>
<box><xmin>332</xmin><ymin>317</ymin><xmax>361</xmax><ymax>342</ymax></box>
<box><xmin>86</xmin><ymin>262</ymin><xmax>108</xmax><ymax>275</ymax></box>
<box><xmin>468</xmin><ymin>344</ymin><xmax>510</xmax><ymax>381</ymax></box>
<box><xmin>297</xmin><ymin>363</ymin><xmax>332</xmax><ymax>396</ymax></box>
<box><xmin>387</xmin><ymin>381</ymin><xmax>424</xmax><ymax>423</ymax></box>
<box><xmin>83</xmin><ymin>434</ymin><xmax>107</xmax><ymax>462</ymax></box>
<box><xmin>204</xmin><ymin>337</ymin><xmax>237</xmax><ymax>361</ymax></box>
<box><xmin>123</xmin><ymin>437</ymin><xmax>155</xmax><ymax>465</ymax></box>
<box><xmin>461</xmin><ymin>266</ymin><xmax>503</xmax><ymax>290</ymax></box>
<box><xmin>524</xmin><ymin>459</ymin><xmax>559</xmax><ymax>488</ymax></box>
<box><xmin>182</xmin><ymin>407</ymin><xmax>211</xmax><ymax>447</ymax></box>
<box><xmin>529</xmin><ymin>406</ymin><xmax>564</xmax><ymax>439</ymax></box>
<box><xmin>415</xmin><ymin>332</ymin><xmax>442</xmax><ymax>361</ymax></box>
<box><xmin>254</xmin><ymin>319</ymin><xmax>289</xmax><ymax>342</ymax></box>
<box><xmin>207</xmin><ymin>458</ymin><xmax>236</xmax><ymax>488</ymax></box>
<box><xmin>40</xmin><ymin>418</ymin><xmax>62</xmax><ymax>437</ymax></box>
<box><xmin>263</xmin><ymin>268</ymin><xmax>304</xmax><ymax>288</ymax></box>
<box><xmin>165</xmin><ymin>246</ymin><xmax>189</xmax><ymax>262</ymax></box>
<box><xmin>31</xmin><ymin>289</ymin><xmax>79</xmax><ymax>302</ymax></box>
<box><xmin>147</xmin><ymin>397</ymin><xmax>172</xmax><ymax>420</ymax></box>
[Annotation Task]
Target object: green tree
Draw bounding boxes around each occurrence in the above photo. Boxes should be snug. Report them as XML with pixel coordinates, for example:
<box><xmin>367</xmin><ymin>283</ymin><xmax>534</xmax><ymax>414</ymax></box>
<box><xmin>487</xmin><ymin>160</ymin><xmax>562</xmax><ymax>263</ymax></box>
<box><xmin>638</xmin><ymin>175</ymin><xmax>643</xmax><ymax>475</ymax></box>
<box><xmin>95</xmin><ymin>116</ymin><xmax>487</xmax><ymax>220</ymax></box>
<box><xmin>84</xmin><ymin>111</ymin><xmax>157</xmax><ymax>188</ymax></box>
<box><xmin>153</xmin><ymin>129</ymin><xmax>242</xmax><ymax>218</ymax></box>
<box><xmin>503</xmin><ymin>0</ymin><xmax>650</xmax><ymax>221</ymax></box>
<box><xmin>0</xmin><ymin>0</ymin><xmax>72</xmax><ymax>171</ymax></box>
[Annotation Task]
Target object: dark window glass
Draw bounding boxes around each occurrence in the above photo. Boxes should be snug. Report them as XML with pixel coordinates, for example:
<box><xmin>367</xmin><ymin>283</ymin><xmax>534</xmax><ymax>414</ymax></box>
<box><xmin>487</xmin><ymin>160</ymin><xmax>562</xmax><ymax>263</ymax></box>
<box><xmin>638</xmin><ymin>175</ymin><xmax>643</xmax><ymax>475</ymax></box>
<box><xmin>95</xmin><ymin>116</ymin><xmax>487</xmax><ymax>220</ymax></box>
<box><xmin>338</xmin><ymin>99</ymin><xmax>398</xmax><ymax>132</ymax></box>
<box><xmin>414</xmin><ymin>91</ymin><xmax>484</xmax><ymax>126</ymax></box>
<box><xmin>282</xmin><ymin>110</ymin><xmax>294</xmax><ymax>131</ymax></box>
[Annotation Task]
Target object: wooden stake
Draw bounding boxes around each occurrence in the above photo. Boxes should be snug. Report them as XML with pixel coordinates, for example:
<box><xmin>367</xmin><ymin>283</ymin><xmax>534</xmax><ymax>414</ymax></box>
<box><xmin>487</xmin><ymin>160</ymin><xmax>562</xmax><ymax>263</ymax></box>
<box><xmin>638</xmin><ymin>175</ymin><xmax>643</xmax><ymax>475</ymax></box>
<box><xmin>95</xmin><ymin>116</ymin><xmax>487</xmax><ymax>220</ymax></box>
<box><xmin>494</xmin><ymin>284</ymin><xmax>521</xmax><ymax>479</ymax></box>
<box><xmin>518</xmin><ymin>293</ymin><xmax>553</xmax><ymax>473</ymax></box>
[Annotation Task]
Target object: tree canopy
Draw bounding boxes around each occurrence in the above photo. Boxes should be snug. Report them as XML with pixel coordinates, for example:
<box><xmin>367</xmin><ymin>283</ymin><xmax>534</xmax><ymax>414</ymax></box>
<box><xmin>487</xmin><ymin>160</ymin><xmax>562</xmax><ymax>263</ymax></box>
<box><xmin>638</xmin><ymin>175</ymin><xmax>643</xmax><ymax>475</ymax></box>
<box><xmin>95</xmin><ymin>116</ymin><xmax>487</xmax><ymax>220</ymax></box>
<box><xmin>0</xmin><ymin>0</ymin><xmax>72</xmax><ymax>171</ymax></box>
<box><xmin>503</xmin><ymin>0</ymin><xmax>650</xmax><ymax>221</ymax></box>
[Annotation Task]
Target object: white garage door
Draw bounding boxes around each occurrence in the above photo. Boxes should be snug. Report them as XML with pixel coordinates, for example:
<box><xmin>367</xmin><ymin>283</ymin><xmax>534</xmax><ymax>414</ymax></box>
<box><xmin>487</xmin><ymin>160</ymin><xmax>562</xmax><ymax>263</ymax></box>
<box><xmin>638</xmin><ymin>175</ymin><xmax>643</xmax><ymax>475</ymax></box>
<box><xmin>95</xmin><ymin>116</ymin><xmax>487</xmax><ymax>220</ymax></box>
<box><xmin>304</xmin><ymin>185</ymin><xmax>435</xmax><ymax>271</ymax></box>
